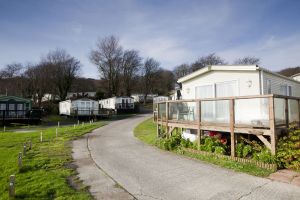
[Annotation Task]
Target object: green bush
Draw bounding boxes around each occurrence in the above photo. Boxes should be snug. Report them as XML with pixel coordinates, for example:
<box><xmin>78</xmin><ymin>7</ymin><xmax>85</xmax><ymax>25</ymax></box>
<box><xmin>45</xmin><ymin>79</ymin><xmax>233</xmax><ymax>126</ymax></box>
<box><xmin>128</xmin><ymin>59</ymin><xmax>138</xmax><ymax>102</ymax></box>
<box><xmin>236</xmin><ymin>137</ymin><xmax>274</xmax><ymax>163</ymax></box>
<box><xmin>236</xmin><ymin>143</ymin><xmax>244</xmax><ymax>158</ymax></box>
<box><xmin>276</xmin><ymin>128</ymin><xmax>300</xmax><ymax>170</ymax></box>
<box><xmin>200</xmin><ymin>137</ymin><xmax>226</xmax><ymax>153</ymax></box>
<box><xmin>253</xmin><ymin>148</ymin><xmax>275</xmax><ymax>163</ymax></box>
<box><xmin>242</xmin><ymin>145</ymin><xmax>252</xmax><ymax>158</ymax></box>
<box><xmin>214</xmin><ymin>146</ymin><xmax>226</xmax><ymax>155</ymax></box>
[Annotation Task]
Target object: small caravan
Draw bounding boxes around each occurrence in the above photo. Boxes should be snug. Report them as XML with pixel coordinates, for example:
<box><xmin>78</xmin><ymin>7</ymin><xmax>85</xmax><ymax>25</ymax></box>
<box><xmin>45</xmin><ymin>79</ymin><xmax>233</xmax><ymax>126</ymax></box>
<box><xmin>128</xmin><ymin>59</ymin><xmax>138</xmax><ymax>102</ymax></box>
<box><xmin>99</xmin><ymin>97</ymin><xmax>134</xmax><ymax>112</ymax></box>
<box><xmin>59</xmin><ymin>98</ymin><xmax>98</xmax><ymax>116</ymax></box>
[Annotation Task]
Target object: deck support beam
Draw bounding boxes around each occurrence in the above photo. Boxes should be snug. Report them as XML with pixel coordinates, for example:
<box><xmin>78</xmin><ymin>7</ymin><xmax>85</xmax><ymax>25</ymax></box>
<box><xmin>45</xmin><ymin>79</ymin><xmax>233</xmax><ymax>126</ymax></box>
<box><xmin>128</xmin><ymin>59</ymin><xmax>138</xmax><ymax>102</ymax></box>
<box><xmin>269</xmin><ymin>96</ymin><xmax>276</xmax><ymax>155</ymax></box>
<box><xmin>257</xmin><ymin>135</ymin><xmax>271</xmax><ymax>150</ymax></box>
<box><xmin>230</xmin><ymin>99</ymin><xmax>236</xmax><ymax>157</ymax></box>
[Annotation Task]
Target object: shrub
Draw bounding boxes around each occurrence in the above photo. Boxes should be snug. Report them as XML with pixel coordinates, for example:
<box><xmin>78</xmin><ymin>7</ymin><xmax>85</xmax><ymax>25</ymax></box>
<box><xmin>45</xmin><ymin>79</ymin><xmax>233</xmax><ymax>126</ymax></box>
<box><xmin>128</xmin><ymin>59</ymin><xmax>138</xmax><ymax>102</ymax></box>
<box><xmin>253</xmin><ymin>148</ymin><xmax>275</xmax><ymax>163</ymax></box>
<box><xmin>236</xmin><ymin>143</ymin><xmax>244</xmax><ymax>158</ymax></box>
<box><xmin>214</xmin><ymin>146</ymin><xmax>226</xmax><ymax>155</ymax></box>
<box><xmin>242</xmin><ymin>145</ymin><xmax>252</xmax><ymax>158</ymax></box>
<box><xmin>200</xmin><ymin>136</ymin><xmax>226</xmax><ymax>153</ymax></box>
<box><xmin>276</xmin><ymin>128</ymin><xmax>300</xmax><ymax>170</ymax></box>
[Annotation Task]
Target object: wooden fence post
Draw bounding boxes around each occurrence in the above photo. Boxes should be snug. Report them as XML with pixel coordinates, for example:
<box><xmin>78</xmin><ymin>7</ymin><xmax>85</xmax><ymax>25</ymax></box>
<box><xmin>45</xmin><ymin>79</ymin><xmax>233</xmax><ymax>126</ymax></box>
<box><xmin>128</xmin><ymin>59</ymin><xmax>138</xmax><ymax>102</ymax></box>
<box><xmin>165</xmin><ymin>102</ymin><xmax>169</xmax><ymax>138</ymax></box>
<box><xmin>298</xmin><ymin>100</ymin><xmax>300</xmax><ymax>128</ymax></box>
<box><xmin>9</xmin><ymin>175</ymin><xmax>15</xmax><ymax>198</ymax></box>
<box><xmin>285</xmin><ymin>98</ymin><xmax>289</xmax><ymax>128</ymax></box>
<box><xmin>57</xmin><ymin>121</ymin><xmax>60</xmax><ymax>128</ymax></box>
<box><xmin>230</xmin><ymin>99</ymin><xmax>236</xmax><ymax>157</ymax></box>
<box><xmin>23</xmin><ymin>143</ymin><xmax>26</xmax><ymax>156</ymax></box>
<box><xmin>269</xmin><ymin>96</ymin><xmax>276</xmax><ymax>155</ymax></box>
<box><xmin>196</xmin><ymin>100</ymin><xmax>201</xmax><ymax>149</ymax></box>
<box><xmin>18</xmin><ymin>152</ymin><xmax>22</xmax><ymax>168</ymax></box>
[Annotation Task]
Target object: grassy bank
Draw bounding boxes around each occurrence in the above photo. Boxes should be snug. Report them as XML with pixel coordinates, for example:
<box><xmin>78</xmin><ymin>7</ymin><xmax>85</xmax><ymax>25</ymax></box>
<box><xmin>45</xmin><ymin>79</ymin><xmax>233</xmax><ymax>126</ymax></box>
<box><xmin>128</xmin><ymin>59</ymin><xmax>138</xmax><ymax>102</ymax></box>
<box><xmin>134</xmin><ymin>118</ymin><xmax>273</xmax><ymax>177</ymax></box>
<box><xmin>0</xmin><ymin>122</ymin><xmax>105</xmax><ymax>199</ymax></box>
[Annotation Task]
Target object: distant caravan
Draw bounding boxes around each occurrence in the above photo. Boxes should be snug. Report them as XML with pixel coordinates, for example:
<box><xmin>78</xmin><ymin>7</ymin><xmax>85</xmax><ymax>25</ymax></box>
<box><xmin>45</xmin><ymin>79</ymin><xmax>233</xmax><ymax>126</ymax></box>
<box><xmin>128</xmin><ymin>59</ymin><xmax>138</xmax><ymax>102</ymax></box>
<box><xmin>59</xmin><ymin>98</ymin><xmax>110</xmax><ymax>118</ymax></box>
<box><xmin>99</xmin><ymin>96</ymin><xmax>135</xmax><ymax>114</ymax></box>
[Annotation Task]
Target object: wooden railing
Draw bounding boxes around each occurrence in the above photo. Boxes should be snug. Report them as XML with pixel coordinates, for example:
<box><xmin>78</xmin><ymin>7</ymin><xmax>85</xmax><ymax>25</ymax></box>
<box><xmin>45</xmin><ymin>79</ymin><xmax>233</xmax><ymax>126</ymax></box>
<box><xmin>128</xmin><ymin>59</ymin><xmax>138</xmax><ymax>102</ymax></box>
<box><xmin>154</xmin><ymin>94</ymin><xmax>300</xmax><ymax>156</ymax></box>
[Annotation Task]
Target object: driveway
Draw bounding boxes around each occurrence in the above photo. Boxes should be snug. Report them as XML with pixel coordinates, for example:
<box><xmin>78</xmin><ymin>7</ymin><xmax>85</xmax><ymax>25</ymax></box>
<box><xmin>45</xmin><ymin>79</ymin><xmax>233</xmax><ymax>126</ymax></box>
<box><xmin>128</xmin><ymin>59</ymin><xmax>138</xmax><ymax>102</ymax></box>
<box><xmin>73</xmin><ymin>114</ymin><xmax>300</xmax><ymax>200</ymax></box>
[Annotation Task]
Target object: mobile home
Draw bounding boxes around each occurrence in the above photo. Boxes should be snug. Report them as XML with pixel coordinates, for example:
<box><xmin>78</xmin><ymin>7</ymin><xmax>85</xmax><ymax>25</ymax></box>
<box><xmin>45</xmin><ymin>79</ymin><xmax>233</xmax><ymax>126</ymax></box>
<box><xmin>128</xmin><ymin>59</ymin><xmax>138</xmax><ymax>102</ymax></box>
<box><xmin>154</xmin><ymin>65</ymin><xmax>300</xmax><ymax>156</ymax></box>
<box><xmin>99</xmin><ymin>97</ymin><xmax>134</xmax><ymax>112</ymax></box>
<box><xmin>0</xmin><ymin>96</ymin><xmax>31</xmax><ymax>119</ymax></box>
<box><xmin>176</xmin><ymin>65</ymin><xmax>300</xmax><ymax>127</ymax></box>
<box><xmin>178</xmin><ymin>65</ymin><xmax>300</xmax><ymax>99</ymax></box>
<box><xmin>59</xmin><ymin>98</ymin><xmax>98</xmax><ymax>116</ymax></box>
<box><xmin>291</xmin><ymin>73</ymin><xmax>300</xmax><ymax>82</ymax></box>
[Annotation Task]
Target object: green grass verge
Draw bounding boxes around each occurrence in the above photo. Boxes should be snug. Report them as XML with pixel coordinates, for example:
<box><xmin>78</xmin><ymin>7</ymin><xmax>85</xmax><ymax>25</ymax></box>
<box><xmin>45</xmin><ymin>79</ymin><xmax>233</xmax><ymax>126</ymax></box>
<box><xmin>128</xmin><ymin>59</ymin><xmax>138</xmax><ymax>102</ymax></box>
<box><xmin>134</xmin><ymin>118</ymin><xmax>273</xmax><ymax>177</ymax></box>
<box><xmin>0</xmin><ymin>122</ymin><xmax>105</xmax><ymax>199</ymax></box>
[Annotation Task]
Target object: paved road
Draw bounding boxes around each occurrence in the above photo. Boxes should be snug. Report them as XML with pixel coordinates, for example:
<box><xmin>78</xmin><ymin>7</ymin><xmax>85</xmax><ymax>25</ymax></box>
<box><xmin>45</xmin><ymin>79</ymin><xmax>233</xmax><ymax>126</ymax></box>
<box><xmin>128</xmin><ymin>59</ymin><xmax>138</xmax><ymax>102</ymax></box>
<box><xmin>75</xmin><ymin>114</ymin><xmax>300</xmax><ymax>200</ymax></box>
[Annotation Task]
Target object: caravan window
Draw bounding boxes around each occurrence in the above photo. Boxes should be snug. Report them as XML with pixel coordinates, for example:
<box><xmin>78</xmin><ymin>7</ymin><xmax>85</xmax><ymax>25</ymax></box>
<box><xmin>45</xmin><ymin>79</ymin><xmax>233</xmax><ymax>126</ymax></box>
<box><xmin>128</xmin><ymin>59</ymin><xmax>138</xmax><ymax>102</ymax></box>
<box><xmin>266</xmin><ymin>79</ymin><xmax>272</xmax><ymax>94</ymax></box>
<box><xmin>0</xmin><ymin>104</ymin><xmax>5</xmax><ymax>110</ymax></box>
<box><xmin>195</xmin><ymin>85</ymin><xmax>214</xmax><ymax>99</ymax></box>
<box><xmin>9</xmin><ymin>104</ymin><xmax>15</xmax><ymax>110</ymax></box>
<box><xmin>280</xmin><ymin>85</ymin><xmax>292</xmax><ymax>96</ymax></box>
<box><xmin>17</xmin><ymin>104</ymin><xmax>23</xmax><ymax>110</ymax></box>
<box><xmin>215</xmin><ymin>80</ymin><xmax>237</xmax><ymax>97</ymax></box>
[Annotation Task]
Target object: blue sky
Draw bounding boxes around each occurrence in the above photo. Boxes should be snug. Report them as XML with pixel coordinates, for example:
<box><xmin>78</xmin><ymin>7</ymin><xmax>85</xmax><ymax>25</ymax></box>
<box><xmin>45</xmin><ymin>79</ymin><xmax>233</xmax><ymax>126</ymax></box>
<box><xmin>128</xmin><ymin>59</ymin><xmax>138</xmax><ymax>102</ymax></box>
<box><xmin>0</xmin><ymin>0</ymin><xmax>300</xmax><ymax>78</ymax></box>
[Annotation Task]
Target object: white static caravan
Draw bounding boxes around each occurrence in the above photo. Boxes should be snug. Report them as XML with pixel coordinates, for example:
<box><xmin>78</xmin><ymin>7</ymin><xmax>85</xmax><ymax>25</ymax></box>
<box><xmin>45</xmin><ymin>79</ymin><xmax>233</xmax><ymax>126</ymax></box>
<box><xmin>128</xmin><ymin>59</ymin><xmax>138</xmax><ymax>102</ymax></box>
<box><xmin>153</xmin><ymin>96</ymin><xmax>169</xmax><ymax>103</ymax></box>
<box><xmin>99</xmin><ymin>97</ymin><xmax>134</xmax><ymax>111</ymax></box>
<box><xmin>59</xmin><ymin>98</ymin><xmax>98</xmax><ymax>116</ymax></box>
<box><xmin>177</xmin><ymin>65</ymin><xmax>300</xmax><ymax>127</ymax></box>
<box><xmin>178</xmin><ymin>65</ymin><xmax>300</xmax><ymax>99</ymax></box>
<box><xmin>291</xmin><ymin>73</ymin><xmax>300</xmax><ymax>82</ymax></box>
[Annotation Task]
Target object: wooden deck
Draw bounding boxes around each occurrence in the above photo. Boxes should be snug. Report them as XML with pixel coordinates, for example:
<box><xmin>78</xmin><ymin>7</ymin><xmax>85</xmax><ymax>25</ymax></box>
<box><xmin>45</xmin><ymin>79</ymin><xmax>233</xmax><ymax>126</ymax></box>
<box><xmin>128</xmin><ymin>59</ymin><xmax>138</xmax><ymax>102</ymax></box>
<box><xmin>154</xmin><ymin>94</ymin><xmax>300</xmax><ymax>156</ymax></box>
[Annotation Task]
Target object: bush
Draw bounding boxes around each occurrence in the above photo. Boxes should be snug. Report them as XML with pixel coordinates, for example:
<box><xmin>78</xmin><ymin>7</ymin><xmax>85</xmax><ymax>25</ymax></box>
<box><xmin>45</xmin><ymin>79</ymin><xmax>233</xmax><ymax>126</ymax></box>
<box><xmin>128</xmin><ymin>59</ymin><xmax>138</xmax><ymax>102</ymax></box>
<box><xmin>214</xmin><ymin>146</ymin><xmax>226</xmax><ymax>155</ymax></box>
<box><xmin>253</xmin><ymin>148</ymin><xmax>275</xmax><ymax>163</ymax></box>
<box><xmin>276</xmin><ymin>128</ymin><xmax>300</xmax><ymax>170</ymax></box>
<box><xmin>200</xmin><ymin>137</ymin><xmax>226</xmax><ymax>153</ymax></box>
<box><xmin>236</xmin><ymin>137</ymin><xmax>274</xmax><ymax>163</ymax></box>
<box><xmin>242</xmin><ymin>145</ymin><xmax>252</xmax><ymax>158</ymax></box>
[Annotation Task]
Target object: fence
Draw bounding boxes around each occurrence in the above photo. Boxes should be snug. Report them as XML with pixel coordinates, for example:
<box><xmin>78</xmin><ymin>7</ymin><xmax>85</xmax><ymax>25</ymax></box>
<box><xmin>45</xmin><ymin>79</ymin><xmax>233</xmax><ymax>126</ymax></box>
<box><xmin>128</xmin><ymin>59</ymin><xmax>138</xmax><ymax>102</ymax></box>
<box><xmin>154</xmin><ymin>94</ymin><xmax>300</xmax><ymax>156</ymax></box>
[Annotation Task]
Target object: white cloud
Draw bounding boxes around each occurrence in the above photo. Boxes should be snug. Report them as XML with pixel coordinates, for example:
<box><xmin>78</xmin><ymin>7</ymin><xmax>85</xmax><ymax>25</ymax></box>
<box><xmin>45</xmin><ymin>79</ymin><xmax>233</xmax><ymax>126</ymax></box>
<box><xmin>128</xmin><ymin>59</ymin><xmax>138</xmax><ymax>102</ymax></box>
<box><xmin>219</xmin><ymin>33</ymin><xmax>300</xmax><ymax>70</ymax></box>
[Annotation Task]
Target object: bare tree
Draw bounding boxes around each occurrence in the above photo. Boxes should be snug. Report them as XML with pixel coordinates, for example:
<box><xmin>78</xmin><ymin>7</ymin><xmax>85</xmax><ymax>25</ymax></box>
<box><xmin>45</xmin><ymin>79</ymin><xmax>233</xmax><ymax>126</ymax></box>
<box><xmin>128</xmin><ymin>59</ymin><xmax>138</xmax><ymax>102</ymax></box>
<box><xmin>90</xmin><ymin>35</ymin><xmax>123</xmax><ymax>97</ymax></box>
<box><xmin>173</xmin><ymin>63</ymin><xmax>191</xmax><ymax>79</ymax></box>
<box><xmin>278</xmin><ymin>66</ymin><xmax>300</xmax><ymax>77</ymax></box>
<box><xmin>121</xmin><ymin>50</ymin><xmax>142</xmax><ymax>96</ymax></box>
<box><xmin>141</xmin><ymin>58</ymin><xmax>159</xmax><ymax>104</ymax></box>
<box><xmin>233</xmin><ymin>56</ymin><xmax>260</xmax><ymax>65</ymax></box>
<box><xmin>43</xmin><ymin>49</ymin><xmax>81</xmax><ymax>100</ymax></box>
<box><xmin>191</xmin><ymin>53</ymin><xmax>226</xmax><ymax>71</ymax></box>
<box><xmin>0</xmin><ymin>63</ymin><xmax>23</xmax><ymax>78</ymax></box>
<box><xmin>23</xmin><ymin>63</ymin><xmax>53</xmax><ymax>105</ymax></box>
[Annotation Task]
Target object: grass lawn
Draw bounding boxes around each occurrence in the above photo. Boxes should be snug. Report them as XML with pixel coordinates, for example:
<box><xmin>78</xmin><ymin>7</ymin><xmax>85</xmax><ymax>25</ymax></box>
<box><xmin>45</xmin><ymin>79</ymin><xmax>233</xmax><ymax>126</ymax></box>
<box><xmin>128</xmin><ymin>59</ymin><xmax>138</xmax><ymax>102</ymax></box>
<box><xmin>0</xmin><ymin>122</ymin><xmax>105</xmax><ymax>199</ymax></box>
<box><xmin>134</xmin><ymin>118</ymin><xmax>274</xmax><ymax>177</ymax></box>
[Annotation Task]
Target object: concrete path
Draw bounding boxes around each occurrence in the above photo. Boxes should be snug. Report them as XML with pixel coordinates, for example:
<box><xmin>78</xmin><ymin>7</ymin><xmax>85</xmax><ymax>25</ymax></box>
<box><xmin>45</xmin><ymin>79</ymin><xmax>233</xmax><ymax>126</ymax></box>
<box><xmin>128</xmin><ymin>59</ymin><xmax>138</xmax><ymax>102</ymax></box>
<box><xmin>74</xmin><ymin>114</ymin><xmax>300</xmax><ymax>200</ymax></box>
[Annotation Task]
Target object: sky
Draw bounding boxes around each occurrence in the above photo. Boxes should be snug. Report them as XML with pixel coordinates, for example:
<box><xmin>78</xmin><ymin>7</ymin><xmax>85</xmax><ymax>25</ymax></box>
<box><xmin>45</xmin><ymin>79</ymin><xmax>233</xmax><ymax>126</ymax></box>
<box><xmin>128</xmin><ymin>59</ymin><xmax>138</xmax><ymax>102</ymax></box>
<box><xmin>0</xmin><ymin>0</ymin><xmax>300</xmax><ymax>78</ymax></box>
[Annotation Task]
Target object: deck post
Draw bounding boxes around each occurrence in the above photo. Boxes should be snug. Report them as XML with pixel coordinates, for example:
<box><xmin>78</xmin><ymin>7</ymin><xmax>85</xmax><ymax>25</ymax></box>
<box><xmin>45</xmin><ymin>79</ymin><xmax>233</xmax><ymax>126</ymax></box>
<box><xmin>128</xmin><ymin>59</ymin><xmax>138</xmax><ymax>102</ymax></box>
<box><xmin>165</xmin><ymin>102</ymin><xmax>169</xmax><ymax>138</ymax></box>
<box><xmin>156</xmin><ymin>113</ymin><xmax>159</xmax><ymax>138</ymax></box>
<box><xmin>269</xmin><ymin>96</ymin><xmax>276</xmax><ymax>155</ymax></box>
<box><xmin>298</xmin><ymin>100</ymin><xmax>300</xmax><ymax>128</ymax></box>
<box><xmin>230</xmin><ymin>99</ymin><xmax>235</xmax><ymax>157</ymax></box>
<box><xmin>196</xmin><ymin>100</ymin><xmax>201</xmax><ymax>148</ymax></box>
<box><xmin>285</xmin><ymin>98</ymin><xmax>289</xmax><ymax>128</ymax></box>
